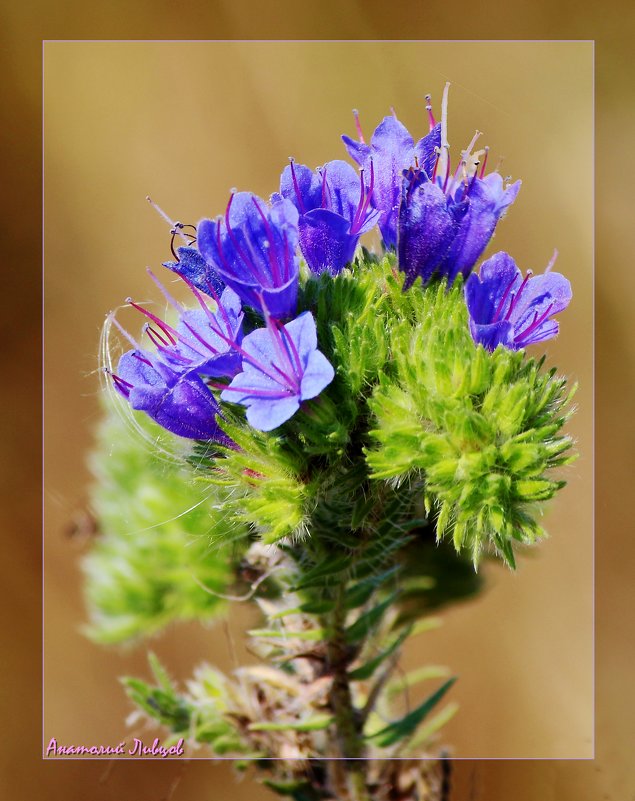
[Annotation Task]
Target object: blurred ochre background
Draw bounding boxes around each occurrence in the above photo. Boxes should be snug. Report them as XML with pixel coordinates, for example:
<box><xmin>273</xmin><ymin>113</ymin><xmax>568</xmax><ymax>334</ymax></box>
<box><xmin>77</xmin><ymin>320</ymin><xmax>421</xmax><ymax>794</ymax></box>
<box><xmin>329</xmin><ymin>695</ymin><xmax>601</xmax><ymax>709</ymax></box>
<box><xmin>2</xmin><ymin>4</ymin><xmax>634</xmax><ymax>801</ymax></box>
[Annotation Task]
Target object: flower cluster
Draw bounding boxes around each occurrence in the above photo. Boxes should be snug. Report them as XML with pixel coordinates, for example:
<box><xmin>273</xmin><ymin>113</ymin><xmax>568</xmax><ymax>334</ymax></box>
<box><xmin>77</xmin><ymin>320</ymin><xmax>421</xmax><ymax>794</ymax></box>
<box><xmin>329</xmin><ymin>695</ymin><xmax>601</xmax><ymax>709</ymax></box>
<box><xmin>108</xmin><ymin>86</ymin><xmax>571</xmax><ymax>441</ymax></box>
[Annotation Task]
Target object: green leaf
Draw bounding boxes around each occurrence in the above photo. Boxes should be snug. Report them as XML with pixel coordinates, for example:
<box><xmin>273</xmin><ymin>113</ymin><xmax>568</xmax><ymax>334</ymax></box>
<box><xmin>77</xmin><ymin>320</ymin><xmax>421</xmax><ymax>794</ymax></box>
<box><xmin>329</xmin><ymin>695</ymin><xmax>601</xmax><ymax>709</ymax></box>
<box><xmin>248</xmin><ymin>628</ymin><xmax>328</xmax><ymax>642</ymax></box>
<box><xmin>291</xmin><ymin>553</ymin><xmax>351</xmax><ymax>591</ymax></box>
<box><xmin>348</xmin><ymin>626</ymin><xmax>411</xmax><ymax>681</ymax></box>
<box><xmin>367</xmin><ymin>677</ymin><xmax>457</xmax><ymax>747</ymax></box>
<box><xmin>249</xmin><ymin>714</ymin><xmax>334</xmax><ymax>732</ymax></box>
<box><xmin>345</xmin><ymin>593</ymin><xmax>398</xmax><ymax>645</ymax></box>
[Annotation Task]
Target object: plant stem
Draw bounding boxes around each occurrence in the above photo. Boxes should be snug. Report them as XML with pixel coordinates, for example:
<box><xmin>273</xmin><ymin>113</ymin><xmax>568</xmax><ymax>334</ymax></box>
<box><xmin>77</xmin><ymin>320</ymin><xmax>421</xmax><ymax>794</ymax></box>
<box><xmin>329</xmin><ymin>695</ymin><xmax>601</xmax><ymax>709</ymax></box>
<box><xmin>326</xmin><ymin>583</ymin><xmax>371</xmax><ymax>801</ymax></box>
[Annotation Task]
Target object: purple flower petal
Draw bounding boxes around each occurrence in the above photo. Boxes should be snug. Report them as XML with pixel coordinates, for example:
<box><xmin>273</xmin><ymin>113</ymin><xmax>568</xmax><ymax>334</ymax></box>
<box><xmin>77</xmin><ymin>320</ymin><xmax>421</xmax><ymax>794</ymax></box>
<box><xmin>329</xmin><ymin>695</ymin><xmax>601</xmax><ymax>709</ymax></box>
<box><xmin>280</xmin><ymin>159</ymin><xmax>377</xmax><ymax>274</ymax></box>
<box><xmin>465</xmin><ymin>252</ymin><xmax>572</xmax><ymax>351</ymax></box>
<box><xmin>197</xmin><ymin>192</ymin><xmax>300</xmax><ymax>319</ymax></box>
<box><xmin>299</xmin><ymin>210</ymin><xmax>358</xmax><ymax>275</ymax></box>
<box><xmin>398</xmin><ymin>172</ymin><xmax>457</xmax><ymax>290</ymax></box>
<box><xmin>116</xmin><ymin>350</ymin><xmax>229</xmax><ymax>441</ymax></box>
<box><xmin>342</xmin><ymin>113</ymin><xmax>441</xmax><ymax>248</ymax></box>
<box><xmin>220</xmin><ymin>311</ymin><xmax>334</xmax><ymax>431</ymax></box>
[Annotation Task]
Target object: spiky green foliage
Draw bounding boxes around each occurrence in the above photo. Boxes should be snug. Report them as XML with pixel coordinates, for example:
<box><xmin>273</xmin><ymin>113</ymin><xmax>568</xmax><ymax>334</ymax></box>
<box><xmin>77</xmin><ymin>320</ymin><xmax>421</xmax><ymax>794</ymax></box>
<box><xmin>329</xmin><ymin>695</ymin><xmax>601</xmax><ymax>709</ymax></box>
<box><xmin>189</xmin><ymin>255</ymin><xmax>574</xmax><ymax>570</ymax></box>
<box><xmin>83</xmin><ymin>404</ymin><xmax>249</xmax><ymax>644</ymax></box>
<box><xmin>364</xmin><ymin>271</ymin><xmax>576</xmax><ymax>567</ymax></box>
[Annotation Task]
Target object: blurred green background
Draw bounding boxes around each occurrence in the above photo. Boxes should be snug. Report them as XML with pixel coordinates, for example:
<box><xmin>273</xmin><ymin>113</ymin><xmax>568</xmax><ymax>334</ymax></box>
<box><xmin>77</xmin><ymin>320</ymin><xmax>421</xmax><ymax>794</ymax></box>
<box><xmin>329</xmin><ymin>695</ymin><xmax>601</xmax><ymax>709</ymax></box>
<box><xmin>2</xmin><ymin>4</ymin><xmax>632</xmax><ymax>799</ymax></box>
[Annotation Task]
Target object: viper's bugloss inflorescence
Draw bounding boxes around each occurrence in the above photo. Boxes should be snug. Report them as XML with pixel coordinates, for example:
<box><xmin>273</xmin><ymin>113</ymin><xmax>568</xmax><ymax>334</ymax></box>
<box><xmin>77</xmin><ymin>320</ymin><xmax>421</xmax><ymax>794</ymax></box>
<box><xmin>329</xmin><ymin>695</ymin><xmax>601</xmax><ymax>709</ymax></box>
<box><xmin>104</xmin><ymin>84</ymin><xmax>574</xmax><ymax>568</ymax></box>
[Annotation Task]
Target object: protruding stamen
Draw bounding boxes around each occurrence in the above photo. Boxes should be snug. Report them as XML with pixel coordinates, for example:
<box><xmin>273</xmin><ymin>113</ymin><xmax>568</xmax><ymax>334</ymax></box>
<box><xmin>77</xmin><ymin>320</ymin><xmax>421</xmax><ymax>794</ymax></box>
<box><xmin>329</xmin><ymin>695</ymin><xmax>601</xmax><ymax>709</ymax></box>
<box><xmin>461</xmin><ymin>130</ymin><xmax>482</xmax><ymax>166</ymax></box>
<box><xmin>124</xmin><ymin>299</ymin><xmax>178</xmax><ymax>345</ymax></box>
<box><xmin>146</xmin><ymin>267</ymin><xmax>185</xmax><ymax>314</ymax></box>
<box><xmin>223</xmin><ymin>193</ymin><xmax>270</xmax><ymax>287</ymax></box>
<box><xmin>147</xmin><ymin>196</ymin><xmax>190</xmax><ymax>245</ymax></box>
<box><xmin>288</xmin><ymin>158</ymin><xmax>306</xmax><ymax>214</ymax></box>
<box><xmin>545</xmin><ymin>248</ymin><xmax>559</xmax><ymax>273</ymax></box>
<box><xmin>442</xmin><ymin>147</ymin><xmax>451</xmax><ymax>194</ymax></box>
<box><xmin>132</xmin><ymin>351</ymin><xmax>153</xmax><ymax>367</ymax></box>
<box><xmin>181</xmin><ymin>319</ymin><xmax>221</xmax><ymax>357</ymax></box>
<box><xmin>390</xmin><ymin>105</ymin><xmax>397</xmax><ymax>119</ymax></box>
<box><xmin>479</xmin><ymin>146</ymin><xmax>490</xmax><ymax>179</ymax></box>
<box><xmin>431</xmin><ymin>148</ymin><xmax>441</xmax><ymax>181</ymax></box>
<box><xmin>493</xmin><ymin>275</ymin><xmax>518</xmax><ymax>323</ymax></box>
<box><xmin>177</xmin><ymin>274</ymin><xmax>283</xmax><ymax>387</ymax></box>
<box><xmin>274</xmin><ymin>317</ymin><xmax>303</xmax><ymax>379</ymax></box>
<box><xmin>352</xmin><ymin>109</ymin><xmax>365</xmax><ymax>143</ymax></box>
<box><xmin>425</xmin><ymin>93</ymin><xmax>436</xmax><ymax>130</ymax></box>
<box><xmin>209</xmin><ymin>382</ymin><xmax>292</xmax><ymax>399</ymax></box>
<box><xmin>144</xmin><ymin>322</ymin><xmax>171</xmax><ymax>348</ymax></box>
<box><xmin>437</xmin><ymin>82</ymin><xmax>451</xmax><ymax>180</ymax></box>
<box><xmin>259</xmin><ymin>296</ymin><xmax>300</xmax><ymax>392</ymax></box>
<box><xmin>506</xmin><ymin>270</ymin><xmax>533</xmax><ymax>319</ymax></box>
<box><xmin>108</xmin><ymin>369</ymin><xmax>133</xmax><ymax>395</ymax></box>
<box><xmin>251</xmin><ymin>196</ymin><xmax>283</xmax><ymax>285</ymax></box>
<box><xmin>515</xmin><ymin>302</ymin><xmax>555</xmax><ymax>343</ymax></box>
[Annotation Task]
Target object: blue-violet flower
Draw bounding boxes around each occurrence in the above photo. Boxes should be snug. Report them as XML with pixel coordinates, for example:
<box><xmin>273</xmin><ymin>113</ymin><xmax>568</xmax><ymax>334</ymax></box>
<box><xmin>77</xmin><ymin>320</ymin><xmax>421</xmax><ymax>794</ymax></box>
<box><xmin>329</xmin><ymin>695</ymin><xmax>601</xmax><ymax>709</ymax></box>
<box><xmin>111</xmin><ymin>349</ymin><xmax>230</xmax><ymax>442</ymax></box>
<box><xmin>464</xmin><ymin>251</ymin><xmax>572</xmax><ymax>351</ymax></box>
<box><xmin>342</xmin><ymin>102</ymin><xmax>441</xmax><ymax>248</ymax></box>
<box><xmin>398</xmin><ymin>130</ymin><xmax>521</xmax><ymax>289</ymax></box>
<box><xmin>219</xmin><ymin>310</ymin><xmax>335</xmax><ymax>432</ymax></box>
<box><xmin>197</xmin><ymin>192</ymin><xmax>300</xmax><ymax>320</ymax></box>
<box><xmin>278</xmin><ymin>159</ymin><xmax>379</xmax><ymax>274</ymax></box>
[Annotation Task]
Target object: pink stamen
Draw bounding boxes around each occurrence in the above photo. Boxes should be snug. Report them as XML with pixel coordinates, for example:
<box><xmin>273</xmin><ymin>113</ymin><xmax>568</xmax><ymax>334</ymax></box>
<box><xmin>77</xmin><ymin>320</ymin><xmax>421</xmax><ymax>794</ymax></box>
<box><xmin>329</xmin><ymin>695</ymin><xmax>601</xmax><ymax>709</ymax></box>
<box><xmin>224</xmin><ymin>193</ymin><xmax>271</xmax><ymax>288</ymax></box>
<box><xmin>182</xmin><ymin>320</ymin><xmax>221</xmax><ymax>356</ymax></box>
<box><xmin>274</xmin><ymin>317</ymin><xmax>303</xmax><ymax>378</ymax></box>
<box><xmin>251</xmin><ymin>196</ymin><xmax>282</xmax><ymax>285</ymax></box>
<box><xmin>209</xmin><ymin>382</ymin><xmax>292</xmax><ymax>399</ymax></box>
<box><xmin>492</xmin><ymin>275</ymin><xmax>518</xmax><ymax>323</ymax></box>
<box><xmin>132</xmin><ymin>351</ymin><xmax>153</xmax><ymax>367</ymax></box>
<box><xmin>352</xmin><ymin>109</ymin><xmax>365</xmax><ymax>143</ymax></box>
<box><xmin>425</xmin><ymin>94</ymin><xmax>436</xmax><ymax>131</ymax></box>
<box><xmin>289</xmin><ymin>158</ymin><xmax>306</xmax><ymax>214</ymax></box>
<box><xmin>110</xmin><ymin>374</ymin><xmax>132</xmax><ymax>397</ymax></box>
<box><xmin>431</xmin><ymin>150</ymin><xmax>441</xmax><ymax>181</ymax></box>
<box><xmin>352</xmin><ymin>160</ymin><xmax>376</xmax><ymax>234</ymax></box>
<box><xmin>178</xmin><ymin>276</ymin><xmax>288</xmax><ymax>386</ymax></box>
<box><xmin>201</xmin><ymin>279</ymin><xmax>231</xmax><ymax>332</ymax></box>
<box><xmin>479</xmin><ymin>146</ymin><xmax>490</xmax><ymax>179</ymax></box>
<box><xmin>515</xmin><ymin>302</ymin><xmax>555</xmax><ymax>342</ymax></box>
<box><xmin>260</xmin><ymin>298</ymin><xmax>300</xmax><ymax>392</ymax></box>
<box><xmin>125</xmin><ymin>299</ymin><xmax>178</xmax><ymax>346</ymax></box>
<box><xmin>505</xmin><ymin>270</ymin><xmax>533</xmax><ymax>319</ymax></box>
<box><xmin>351</xmin><ymin>168</ymin><xmax>367</xmax><ymax>233</ymax></box>
<box><xmin>442</xmin><ymin>151</ymin><xmax>452</xmax><ymax>194</ymax></box>
<box><xmin>144</xmin><ymin>323</ymin><xmax>171</xmax><ymax>348</ymax></box>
